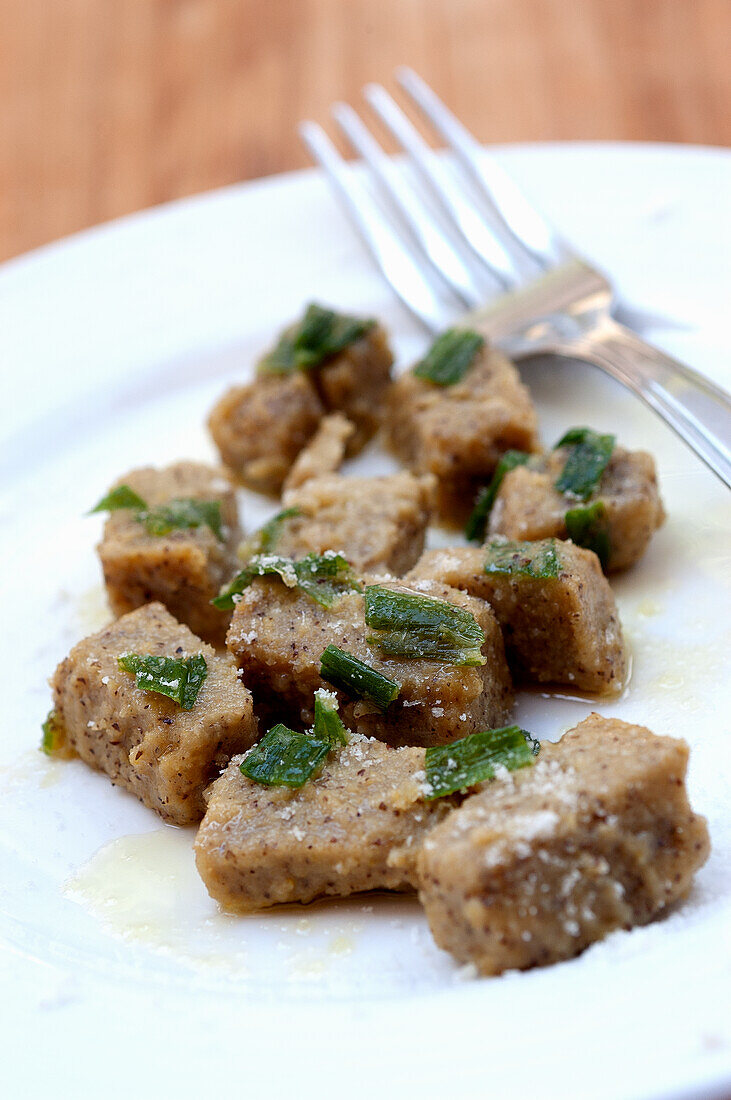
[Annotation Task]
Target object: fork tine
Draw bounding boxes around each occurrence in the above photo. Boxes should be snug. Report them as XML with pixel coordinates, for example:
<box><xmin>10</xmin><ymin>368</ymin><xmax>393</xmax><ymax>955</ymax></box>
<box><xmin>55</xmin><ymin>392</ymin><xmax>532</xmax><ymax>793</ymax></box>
<box><xmin>331</xmin><ymin>102</ymin><xmax>483</xmax><ymax>310</ymax></box>
<box><xmin>396</xmin><ymin>67</ymin><xmax>567</xmax><ymax>267</ymax></box>
<box><xmin>298</xmin><ymin>121</ymin><xmax>448</xmax><ymax>332</ymax></box>
<box><xmin>363</xmin><ymin>82</ymin><xmax>519</xmax><ymax>289</ymax></box>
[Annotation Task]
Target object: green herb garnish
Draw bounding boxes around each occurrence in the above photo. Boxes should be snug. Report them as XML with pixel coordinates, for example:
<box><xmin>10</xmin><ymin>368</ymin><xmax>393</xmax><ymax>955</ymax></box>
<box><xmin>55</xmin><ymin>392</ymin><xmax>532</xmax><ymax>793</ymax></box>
<box><xmin>241</xmin><ymin>689</ymin><xmax>350</xmax><ymax>790</ymax></box>
<box><xmin>240</xmin><ymin>723</ymin><xmax>331</xmax><ymax>788</ymax></box>
<box><xmin>41</xmin><ymin>709</ymin><xmax>67</xmax><ymax>756</ymax></box>
<box><xmin>320</xmin><ymin>645</ymin><xmax>400</xmax><ymax>710</ymax></box>
<box><xmin>117</xmin><ymin>653</ymin><xmax>208</xmax><ymax>710</ymax></box>
<box><xmin>313</xmin><ymin>689</ymin><xmax>350</xmax><ymax>747</ymax></box>
<box><xmin>413</xmin><ymin>328</ymin><xmax>484</xmax><ymax>386</ymax></box>
<box><xmin>292</xmin><ymin>553</ymin><xmax>362</xmax><ymax>607</ymax></box>
<box><xmin>465</xmin><ymin>450</ymin><xmax>532</xmax><ymax>542</ymax></box>
<box><xmin>140</xmin><ymin>498</ymin><xmax>224</xmax><ymax>540</ymax></box>
<box><xmin>554</xmin><ymin>427</ymin><xmax>615</xmax><ymax>501</ymax></box>
<box><xmin>424</xmin><ymin>725</ymin><xmax>539</xmax><ymax>800</ymax></box>
<box><xmin>258</xmin><ymin>303</ymin><xmax>375</xmax><ymax>374</ymax></box>
<box><xmin>364</xmin><ymin>585</ymin><xmax>486</xmax><ymax>667</ymax></box>
<box><xmin>90</xmin><ymin>487</ymin><xmax>224</xmax><ymax>541</ymax></box>
<box><xmin>484</xmin><ymin>538</ymin><xmax>562</xmax><ymax>579</ymax></box>
<box><xmin>89</xmin><ymin>484</ymin><xmax>147</xmax><ymax>514</ymax></box>
<box><xmin>239</xmin><ymin>507</ymin><xmax>301</xmax><ymax>561</ymax></box>
<box><xmin>213</xmin><ymin>552</ymin><xmax>362</xmax><ymax>610</ymax></box>
<box><xmin>565</xmin><ymin>500</ymin><xmax>611</xmax><ymax>569</ymax></box>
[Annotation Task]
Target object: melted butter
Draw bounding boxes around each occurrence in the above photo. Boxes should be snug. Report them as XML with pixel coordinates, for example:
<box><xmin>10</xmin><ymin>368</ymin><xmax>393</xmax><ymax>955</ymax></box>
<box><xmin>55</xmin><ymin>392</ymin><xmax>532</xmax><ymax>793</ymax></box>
<box><xmin>61</xmin><ymin>829</ymin><xmax>385</xmax><ymax>984</ymax></box>
<box><xmin>0</xmin><ymin>748</ymin><xmax>68</xmax><ymax>790</ymax></box>
<box><xmin>74</xmin><ymin>584</ymin><xmax>113</xmax><ymax>633</ymax></box>
<box><xmin>288</xmin><ymin>954</ymin><xmax>327</xmax><ymax>980</ymax></box>
<box><xmin>63</xmin><ymin>828</ymin><xmax>250</xmax><ymax>975</ymax></box>
<box><xmin>624</xmin><ymin>629</ymin><xmax>723</xmax><ymax>711</ymax></box>
<box><xmin>617</xmin><ymin>550</ymin><xmax>728</xmax><ymax>713</ymax></box>
<box><xmin>635</xmin><ymin>598</ymin><xmax>663</xmax><ymax>618</ymax></box>
<box><xmin>329</xmin><ymin>934</ymin><xmax>354</xmax><ymax>957</ymax></box>
<box><xmin>39</xmin><ymin>758</ymin><xmax>68</xmax><ymax>788</ymax></box>
<box><xmin>285</xmin><ymin>928</ymin><xmax>358</xmax><ymax>980</ymax></box>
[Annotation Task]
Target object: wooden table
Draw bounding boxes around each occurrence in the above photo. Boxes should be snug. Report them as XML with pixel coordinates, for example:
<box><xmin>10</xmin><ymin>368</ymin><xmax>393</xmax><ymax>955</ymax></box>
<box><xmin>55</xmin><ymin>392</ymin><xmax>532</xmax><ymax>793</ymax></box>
<box><xmin>1</xmin><ymin>0</ymin><xmax>728</xmax><ymax>262</ymax></box>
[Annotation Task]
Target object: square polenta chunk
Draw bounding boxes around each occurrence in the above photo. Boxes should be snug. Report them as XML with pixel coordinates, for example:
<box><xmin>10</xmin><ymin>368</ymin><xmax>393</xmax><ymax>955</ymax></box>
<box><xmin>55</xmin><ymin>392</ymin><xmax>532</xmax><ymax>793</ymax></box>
<box><xmin>208</xmin><ymin>318</ymin><xmax>393</xmax><ymax>495</ymax></box>
<box><xmin>275</xmin><ymin>471</ymin><xmax>435</xmax><ymax>575</ymax></box>
<box><xmin>208</xmin><ymin>372</ymin><xmax>325</xmax><ymax>495</ymax></box>
<box><xmin>97</xmin><ymin>461</ymin><xmax>240</xmax><ymax>644</ymax></box>
<box><xmin>283</xmin><ymin>412</ymin><xmax>354</xmax><ymax>492</ymax></box>
<box><xmin>226</xmin><ymin>578</ymin><xmax>513</xmax><ymax>747</ymax></box>
<box><xmin>385</xmin><ymin>342</ymin><xmax>539</xmax><ymax>526</ymax></box>
<box><xmin>195</xmin><ymin>738</ymin><xmax>454</xmax><ymax>913</ymax></box>
<box><xmin>50</xmin><ymin>603</ymin><xmax>258</xmax><ymax>825</ymax></box>
<box><xmin>315</xmin><ymin>323</ymin><xmax>394</xmax><ymax>453</ymax></box>
<box><xmin>417</xmin><ymin>714</ymin><xmax>710</xmax><ymax>976</ymax></box>
<box><xmin>489</xmin><ymin>447</ymin><xmax>665</xmax><ymax>572</ymax></box>
<box><xmin>407</xmin><ymin>540</ymin><xmax>626</xmax><ymax>694</ymax></box>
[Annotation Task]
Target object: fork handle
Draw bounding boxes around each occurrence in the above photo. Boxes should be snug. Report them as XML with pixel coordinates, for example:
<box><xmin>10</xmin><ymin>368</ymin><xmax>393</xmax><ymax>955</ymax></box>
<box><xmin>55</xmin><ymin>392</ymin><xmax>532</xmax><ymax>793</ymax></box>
<box><xmin>574</xmin><ymin>320</ymin><xmax>731</xmax><ymax>489</ymax></box>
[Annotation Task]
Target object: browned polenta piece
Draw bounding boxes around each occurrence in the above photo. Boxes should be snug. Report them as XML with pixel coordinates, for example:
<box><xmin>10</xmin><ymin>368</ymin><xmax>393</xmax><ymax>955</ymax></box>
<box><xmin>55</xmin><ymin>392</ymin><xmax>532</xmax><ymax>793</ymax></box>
<box><xmin>208</xmin><ymin>322</ymin><xmax>393</xmax><ymax>494</ymax></box>
<box><xmin>195</xmin><ymin>737</ymin><xmax>453</xmax><ymax>912</ymax></box>
<box><xmin>385</xmin><ymin>342</ymin><xmax>539</xmax><ymax>526</ymax></box>
<box><xmin>226</xmin><ymin>578</ymin><xmax>512</xmax><ymax>747</ymax></box>
<box><xmin>418</xmin><ymin>714</ymin><xmax>710</xmax><ymax>976</ymax></box>
<box><xmin>97</xmin><ymin>461</ymin><xmax>240</xmax><ymax>644</ymax></box>
<box><xmin>276</xmin><ymin>471</ymin><xmax>435</xmax><ymax>575</ymax></box>
<box><xmin>283</xmin><ymin>412</ymin><xmax>354</xmax><ymax>492</ymax></box>
<box><xmin>316</xmin><ymin>324</ymin><xmax>393</xmax><ymax>453</ymax></box>
<box><xmin>407</xmin><ymin>540</ymin><xmax>626</xmax><ymax>694</ymax></box>
<box><xmin>208</xmin><ymin>372</ymin><xmax>324</xmax><ymax>495</ymax></box>
<box><xmin>50</xmin><ymin>603</ymin><xmax>258</xmax><ymax>825</ymax></box>
<box><xmin>489</xmin><ymin>447</ymin><xmax>665</xmax><ymax>572</ymax></box>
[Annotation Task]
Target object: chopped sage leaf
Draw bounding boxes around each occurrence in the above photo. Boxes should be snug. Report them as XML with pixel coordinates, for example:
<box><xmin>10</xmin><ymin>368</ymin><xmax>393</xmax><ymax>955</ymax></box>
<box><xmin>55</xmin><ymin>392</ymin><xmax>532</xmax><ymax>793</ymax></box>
<box><xmin>554</xmin><ymin>427</ymin><xmax>615</xmax><ymax>501</ymax></box>
<box><xmin>365</xmin><ymin>585</ymin><xmax>486</xmax><ymax>667</ymax></box>
<box><xmin>484</xmin><ymin>538</ymin><xmax>561</xmax><ymax>579</ymax></box>
<box><xmin>258</xmin><ymin>303</ymin><xmax>375</xmax><ymax>374</ymax></box>
<box><xmin>320</xmin><ymin>645</ymin><xmax>400</xmax><ymax>710</ymax></box>
<box><xmin>313</xmin><ymin>689</ymin><xmax>349</xmax><ymax>747</ymax></box>
<box><xmin>213</xmin><ymin>554</ymin><xmax>298</xmax><ymax>609</ymax></box>
<box><xmin>89</xmin><ymin>484</ymin><xmax>147</xmax><ymax>514</ymax></box>
<box><xmin>117</xmin><ymin>653</ymin><xmax>207</xmax><ymax>710</ymax></box>
<box><xmin>241</xmin><ymin>689</ymin><xmax>350</xmax><ymax>790</ymax></box>
<box><xmin>213</xmin><ymin>551</ymin><xmax>361</xmax><ymax>610</ymax></box>
<box><xmin>41</xmin><ymin>709</ymin><xmax>69</xmax><ymax>757</ymax></box>
<box><xmin>565</xmin><ymin>500</ymin><xmax>611</xmax><ymax>570</ymax></box>
<box><xmin>140</xmin><ymin>498</ymin><xmax>224</xmax><ymax>540</ymax></box>
<box><xmin>425</xmin><ymin>725</ymin><xmax>539</xmax><ymax>800</ymax></box>
<box><xmin>465</xmin><ymin>450</ymin><xmax>532</xmax><ymax>542</ymax></box>
<box><xmin>90</xmin><ymin>486</ymin><xmax>224</xmax><ymax>541</ymax></box>
<box><xmin>240</xmin><ymin>723</ymin><xmax>331</xmax><ymax>788</ymax></box>
<box><xmin>413</xmin><ymin>328</ymin><xmax>484</xmax><ymax>386</ymax></box>
<box><xmin>239</xmin><ymin>506</ymin><xmax>301</xmax><ymax>562</ymax></box>
<box><xmin>292</xmin><ymin>552</ymin><xmax>362</xmax><ymax>608</ymax></box>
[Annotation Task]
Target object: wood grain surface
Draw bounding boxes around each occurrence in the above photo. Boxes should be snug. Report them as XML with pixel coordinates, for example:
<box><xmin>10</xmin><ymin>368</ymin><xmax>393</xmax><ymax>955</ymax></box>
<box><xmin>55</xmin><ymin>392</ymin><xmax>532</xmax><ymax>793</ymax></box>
<box><xmin>1</xmin><ymin>0</ymin><xmax>729</xmax><ymax>262</ymax></box>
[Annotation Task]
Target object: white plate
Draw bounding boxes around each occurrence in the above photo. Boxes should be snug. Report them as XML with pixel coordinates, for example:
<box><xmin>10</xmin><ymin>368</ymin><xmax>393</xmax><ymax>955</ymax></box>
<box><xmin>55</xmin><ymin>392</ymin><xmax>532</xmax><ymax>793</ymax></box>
<box><xmin>1</xmin><ymin>143</ymin><xmax>730</xmax><ymax>1100</ymax></box>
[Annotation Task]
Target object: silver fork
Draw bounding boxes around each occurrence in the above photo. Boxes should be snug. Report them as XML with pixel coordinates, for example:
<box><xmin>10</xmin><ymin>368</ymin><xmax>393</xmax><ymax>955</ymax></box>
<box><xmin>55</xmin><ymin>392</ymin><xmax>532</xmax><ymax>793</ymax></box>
<box><xmin>300</xmin><ymin>68</ymin><xmax>731</xmax><ymax>488</ymax></box>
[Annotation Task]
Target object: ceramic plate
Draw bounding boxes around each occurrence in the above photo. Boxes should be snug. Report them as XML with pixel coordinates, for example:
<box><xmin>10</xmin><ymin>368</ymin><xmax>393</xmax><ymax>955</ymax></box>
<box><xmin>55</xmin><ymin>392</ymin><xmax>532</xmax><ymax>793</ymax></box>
<box><xmin>1</xmin><ymin>143</ymin><xmax>730</xmax><ymax>1100</ymax></box>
